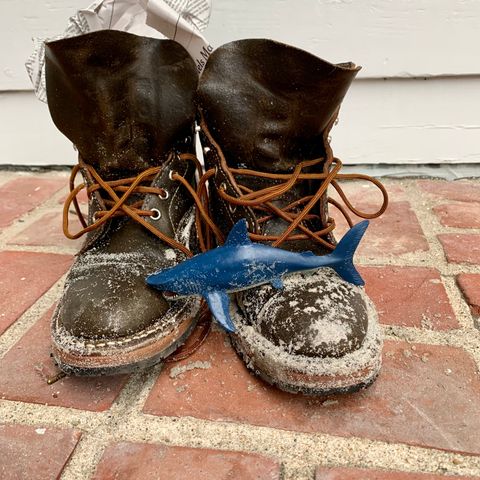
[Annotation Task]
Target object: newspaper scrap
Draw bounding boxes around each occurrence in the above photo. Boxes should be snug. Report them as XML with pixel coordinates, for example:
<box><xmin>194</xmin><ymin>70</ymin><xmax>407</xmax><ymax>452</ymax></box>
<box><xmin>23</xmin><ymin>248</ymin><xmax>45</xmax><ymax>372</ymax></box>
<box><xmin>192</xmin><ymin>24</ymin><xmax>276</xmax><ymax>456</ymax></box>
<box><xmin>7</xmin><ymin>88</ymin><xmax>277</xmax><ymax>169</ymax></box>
<box><xmin>25</xmin><ymin>0</ymin><xmax>212</xmax><ymax>103</ymax></box>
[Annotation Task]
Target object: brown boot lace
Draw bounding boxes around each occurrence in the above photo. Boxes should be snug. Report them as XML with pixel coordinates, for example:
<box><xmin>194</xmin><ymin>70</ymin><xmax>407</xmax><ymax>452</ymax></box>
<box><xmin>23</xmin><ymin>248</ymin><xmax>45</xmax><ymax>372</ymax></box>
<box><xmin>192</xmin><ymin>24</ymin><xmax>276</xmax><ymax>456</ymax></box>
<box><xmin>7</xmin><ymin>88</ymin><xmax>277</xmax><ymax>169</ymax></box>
<box><xmin>63</xmin><ymin>153</ymin><xmax>220</xmax><ymax>257</ymax></box>
<box><xmin>197</xmin><ymin>115</ymin><xmax>389</xmax><ymax>249</ymax></box>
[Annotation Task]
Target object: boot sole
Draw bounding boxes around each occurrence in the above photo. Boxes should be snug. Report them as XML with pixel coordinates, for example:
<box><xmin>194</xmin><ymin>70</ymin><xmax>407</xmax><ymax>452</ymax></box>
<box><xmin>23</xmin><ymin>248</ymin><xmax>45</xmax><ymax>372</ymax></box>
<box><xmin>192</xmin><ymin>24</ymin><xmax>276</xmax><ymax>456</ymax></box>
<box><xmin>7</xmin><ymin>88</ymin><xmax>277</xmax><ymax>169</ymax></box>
<box><xmin>51</xmin><ymin>299</ymin><xmax>201</xmax><ymax>376</ymax></box>
<box><xmin>229</xmin><ymin>297</ymin><xmax>383</xmax><ymax>396</ymax></box>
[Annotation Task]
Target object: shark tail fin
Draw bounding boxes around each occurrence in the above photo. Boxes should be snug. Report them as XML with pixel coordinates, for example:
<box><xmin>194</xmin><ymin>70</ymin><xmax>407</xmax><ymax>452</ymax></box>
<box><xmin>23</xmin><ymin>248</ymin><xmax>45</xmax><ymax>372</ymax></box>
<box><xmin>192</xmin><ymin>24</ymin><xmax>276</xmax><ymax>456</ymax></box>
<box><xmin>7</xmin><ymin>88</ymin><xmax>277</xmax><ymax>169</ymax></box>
<box><xmin>330</xmin><ymin>220</ymin><xmax>369</xmax><ymax>286</ymax></box>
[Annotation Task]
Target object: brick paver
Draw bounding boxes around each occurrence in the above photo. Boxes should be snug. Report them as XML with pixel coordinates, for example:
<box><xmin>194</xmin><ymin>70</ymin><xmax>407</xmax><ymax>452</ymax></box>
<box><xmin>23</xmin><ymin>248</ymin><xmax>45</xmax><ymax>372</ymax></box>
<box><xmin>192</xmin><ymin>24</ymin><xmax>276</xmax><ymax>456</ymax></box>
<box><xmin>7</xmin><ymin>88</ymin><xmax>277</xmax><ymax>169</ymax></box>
<box><xmin>7</xmin><ymin>210</ymin><xmax>83</xmax><ymax>249</ymax></box>
<box><xmin>0</xmin><ymin>176</ymin><xmax>65</xmax><ymax>229</ymax></box>
<box><xmin>0</xmin><ymin>306</ymin><xmax>129</xmax><ymax>411</ymax></box>
<box><xmin>334</xmin><ymin>201</ymin><xmax>429</xmax><ymax>257</ymax></box>
<box><xmin>93</xmin><ymin>442</ymin><xmax>281</xmax><ymax>480</ymax></box>
<box><xmin>0</xmin><ymin>423</ymin><xmax>81</xmax><ymax>480</ymax></box>
<box><xmin>433</xmin><ymin>203</ymin><xmax>480</xmax><ymax>229</ymax></box>
<box><xmin>456</xmin><ymin>274</ymin><xmax>480</xmax><ymax>318</ymax></box>
<box><xmin>58</xmin><ymin>187</ymin><xmax>88</xmax><ymax>205</ymax></box>
<box><xmin>0</xmin><ymin>251</ymin><xmax>72</xmax><ymax>334</ymax></box>
<box><xmin>438</xmin><ymin>234</ymin><xmax>480</xmax><ymax>265</ymax></box>
<box><xmin>315</xmin><ymin>466</ymin><xmax>480</xmax><ymax>479</ymax></box>
<box><xmin>144</xmin><ymin>333</ymin><xmax>480</xmax><ymax>455</ymax></box>
<box><xmin>361</xmin><ymin>266</ymin><xmax>457</xmax><ymax>330</ymax></box>
<box><xmin>418</xmin><ymin>180</ymin><xmax>480</xmax><ymax>203</ymax></box>
<box><xmin>331</xmin><ymin>182</ymin><xmax>407</xmax><ymax>205</ymax></box>
<box><xmin>1</xmin><ymin>172</ymin><xmax>480</xmax><ymax>478</ymax></box>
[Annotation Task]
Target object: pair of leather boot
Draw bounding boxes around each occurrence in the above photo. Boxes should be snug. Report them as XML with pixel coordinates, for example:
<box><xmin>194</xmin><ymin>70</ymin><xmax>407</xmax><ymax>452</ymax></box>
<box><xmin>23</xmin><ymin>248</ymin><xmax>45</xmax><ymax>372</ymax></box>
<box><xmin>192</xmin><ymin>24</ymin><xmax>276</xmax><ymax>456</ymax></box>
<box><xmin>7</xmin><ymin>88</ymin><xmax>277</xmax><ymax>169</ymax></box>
<box><xmin>46</xmin><ymin>30</ymin><xmax>387</xmax><ymax>395</ymax></box>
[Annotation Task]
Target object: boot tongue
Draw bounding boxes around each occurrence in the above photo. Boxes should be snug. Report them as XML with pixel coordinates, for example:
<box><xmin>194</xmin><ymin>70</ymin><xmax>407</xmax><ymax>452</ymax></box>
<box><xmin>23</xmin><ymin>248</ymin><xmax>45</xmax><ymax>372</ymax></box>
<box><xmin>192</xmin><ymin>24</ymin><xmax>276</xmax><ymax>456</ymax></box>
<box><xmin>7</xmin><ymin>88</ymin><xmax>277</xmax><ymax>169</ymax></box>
<box><xmin>197</xmin><ymin>39</ymin><xmax>360</xmax><ymax>173</ymax></box>
<box><xmin>45</xmin><ymin>31</ymin><xmax>198</xmax><ymax>180</ymax></box>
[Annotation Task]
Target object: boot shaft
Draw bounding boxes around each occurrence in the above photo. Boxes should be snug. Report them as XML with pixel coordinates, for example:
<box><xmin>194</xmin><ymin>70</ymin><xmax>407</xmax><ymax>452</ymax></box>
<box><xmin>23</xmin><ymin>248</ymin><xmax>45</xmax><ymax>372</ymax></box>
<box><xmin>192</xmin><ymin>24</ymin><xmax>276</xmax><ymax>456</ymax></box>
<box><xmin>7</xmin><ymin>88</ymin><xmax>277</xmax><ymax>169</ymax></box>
<box><xmin>197</xmin><ymin>39</ymin><xmax>360</xmax><ymax>173</ymax></box>
<box><xmin>46</xmin><ymin>31</ymin><xmax>200</xmax><ymax>254</ymax></box>
<box><xmin>197</xmin><ymin>39</ymin><xmax>360</xmax><ymax>250</ymax></box>
<box><xmin>45</xmin><ymin>30</ymin><xmax>198</xmax><ymax>179</ymax></box>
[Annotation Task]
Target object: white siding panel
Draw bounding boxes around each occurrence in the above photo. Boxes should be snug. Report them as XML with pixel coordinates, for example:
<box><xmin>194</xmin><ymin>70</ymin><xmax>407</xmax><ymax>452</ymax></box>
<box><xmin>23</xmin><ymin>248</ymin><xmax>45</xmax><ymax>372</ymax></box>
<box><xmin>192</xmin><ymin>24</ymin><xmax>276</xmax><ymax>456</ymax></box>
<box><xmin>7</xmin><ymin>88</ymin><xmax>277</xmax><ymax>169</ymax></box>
<box><xmin>0</xmin><ymin>91</ymin><xmax>73</xmax><ymax>166</ymax></box>
<box><xmin>333</xmin><ymin>77</ymin><xmax>480</xmax><ymax>165</ymax></box>
<box><xmin>1</xmin><ymin>77</ymin><xmax>479</xmax><ymax>166</ymax></box>
<box><xmin>1</xmin><ymin>0</ymin><xmax>480</xmax><ymax>90</ymax></box>
<box><xmin>207</xmin><ymin>0</ymin><xmax>480</xmax><ymax>78</ymax></box>
<box><xmin>0</xmin><ymin>0</ymin><xmax>79</xmax><ymax>90</ymax></box>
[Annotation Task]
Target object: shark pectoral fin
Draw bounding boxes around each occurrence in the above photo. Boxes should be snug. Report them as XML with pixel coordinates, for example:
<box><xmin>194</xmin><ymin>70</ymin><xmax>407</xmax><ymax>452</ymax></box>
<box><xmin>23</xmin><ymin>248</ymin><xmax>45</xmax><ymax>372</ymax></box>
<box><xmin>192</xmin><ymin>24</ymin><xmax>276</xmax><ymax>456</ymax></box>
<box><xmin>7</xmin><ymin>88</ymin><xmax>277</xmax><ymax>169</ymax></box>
<box><xmin>203</xmin><ymin>290</ymin><xmax>236</xmax><ymax>333</ymax></box>
<box><xmin>271</xmin><ymin>277</ymin><xmax>284</xmax><ymax>290</ymax></box>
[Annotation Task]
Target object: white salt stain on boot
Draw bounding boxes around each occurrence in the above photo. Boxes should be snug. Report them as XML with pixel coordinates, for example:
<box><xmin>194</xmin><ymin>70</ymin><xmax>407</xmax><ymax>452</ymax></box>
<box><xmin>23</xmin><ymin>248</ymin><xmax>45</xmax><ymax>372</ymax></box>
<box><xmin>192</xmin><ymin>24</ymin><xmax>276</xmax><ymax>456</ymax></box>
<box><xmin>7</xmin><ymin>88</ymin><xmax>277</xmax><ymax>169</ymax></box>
<box><xmin>311</xmin><ymin>317</ymin><xmax>352</xmax><ymax>345</ymax></box>
<box><xmin>164</xmin><ymin>249</ymin><xmax>177</xmax><ymax>261</ymax></box>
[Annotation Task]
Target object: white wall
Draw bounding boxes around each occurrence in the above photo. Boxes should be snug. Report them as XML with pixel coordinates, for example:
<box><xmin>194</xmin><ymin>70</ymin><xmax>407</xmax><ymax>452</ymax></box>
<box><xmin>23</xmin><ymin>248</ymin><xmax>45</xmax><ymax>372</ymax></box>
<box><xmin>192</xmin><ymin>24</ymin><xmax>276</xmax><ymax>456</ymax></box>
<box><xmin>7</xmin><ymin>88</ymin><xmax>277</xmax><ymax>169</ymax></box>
<box><xmin>0</xmin><ymin>0</ymin><xmax>479</xmax><ymax>166</ymax></box>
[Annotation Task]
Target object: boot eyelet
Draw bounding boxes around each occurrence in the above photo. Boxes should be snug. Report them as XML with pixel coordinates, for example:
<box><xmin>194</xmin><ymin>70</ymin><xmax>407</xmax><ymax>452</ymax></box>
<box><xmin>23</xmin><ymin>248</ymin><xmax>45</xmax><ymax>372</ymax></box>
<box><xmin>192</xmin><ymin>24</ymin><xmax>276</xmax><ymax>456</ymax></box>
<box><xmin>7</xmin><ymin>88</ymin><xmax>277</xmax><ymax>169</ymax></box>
<box><xmin>203</xmin><ymin>147</ymin><xmax>211</xmax><ymax>154</ymax></box>
<box><xmin>169</xmin><ymin>170</ymin><xmax>177</xmax><ymax>181</ymax></box>
<box><xmin>158</xmin><ymin>189</ymin><xmax>169</xmax><ymax>200</ymax></box>
<box><xmin>220</xmin><ymin>182</ymin><xmax>227</xmax><ymax>192</ymax></box>
<box><xmin>150</xmin><ymin>208</ymin><xmax>162</xmax><ymax>220</ymax></box>
<box><xmin>228</xmin><ymin>203</ymin><xmax>237</xmax><ymax>214</ymax></box>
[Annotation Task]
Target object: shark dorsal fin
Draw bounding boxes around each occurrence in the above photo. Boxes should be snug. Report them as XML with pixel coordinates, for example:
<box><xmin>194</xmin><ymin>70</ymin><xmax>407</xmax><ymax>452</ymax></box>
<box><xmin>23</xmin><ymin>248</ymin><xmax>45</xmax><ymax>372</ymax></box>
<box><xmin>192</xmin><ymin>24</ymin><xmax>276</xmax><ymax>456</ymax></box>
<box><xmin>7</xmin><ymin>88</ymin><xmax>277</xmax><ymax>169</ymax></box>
<box><xmin>224</xmin><ymin>219</ymin><xmax>252</xmax><ymax>247</ymax></box>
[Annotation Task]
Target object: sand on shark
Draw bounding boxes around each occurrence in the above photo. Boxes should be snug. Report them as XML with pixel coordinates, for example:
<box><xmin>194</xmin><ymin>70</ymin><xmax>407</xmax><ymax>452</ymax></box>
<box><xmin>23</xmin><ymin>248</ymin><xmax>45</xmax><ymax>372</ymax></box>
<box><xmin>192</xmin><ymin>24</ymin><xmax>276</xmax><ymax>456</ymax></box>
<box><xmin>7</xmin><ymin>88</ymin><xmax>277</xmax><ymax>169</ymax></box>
<box><xmin>146</xmin><ymin>218</ymin><xmax>369</xmax><ymax>332</ymax></box>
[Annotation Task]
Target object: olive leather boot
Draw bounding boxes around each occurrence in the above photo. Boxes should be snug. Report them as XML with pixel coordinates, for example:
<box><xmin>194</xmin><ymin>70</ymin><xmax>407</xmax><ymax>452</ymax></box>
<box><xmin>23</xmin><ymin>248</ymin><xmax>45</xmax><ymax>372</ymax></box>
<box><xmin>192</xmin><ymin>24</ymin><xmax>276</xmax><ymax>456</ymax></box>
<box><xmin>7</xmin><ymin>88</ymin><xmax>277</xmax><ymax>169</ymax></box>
<box><xmin>45</xmin><ymin>31</ymin><xmax>201</xmax><ymax>375</ymax></box>
<box><xmin>197</xmin><ymin>39</ymin><xmax>387</xmax><ymax>394</ymax></box>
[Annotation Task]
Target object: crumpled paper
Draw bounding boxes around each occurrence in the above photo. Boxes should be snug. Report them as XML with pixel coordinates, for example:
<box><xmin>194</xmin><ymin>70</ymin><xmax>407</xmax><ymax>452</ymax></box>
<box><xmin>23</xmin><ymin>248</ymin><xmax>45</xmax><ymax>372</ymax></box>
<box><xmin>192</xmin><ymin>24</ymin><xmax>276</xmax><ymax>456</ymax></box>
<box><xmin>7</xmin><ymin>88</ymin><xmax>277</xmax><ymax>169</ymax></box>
<box><xmin>25</xmin><ymin>0</ymin><xmax>212</xmax><ymax>103</ymax></box>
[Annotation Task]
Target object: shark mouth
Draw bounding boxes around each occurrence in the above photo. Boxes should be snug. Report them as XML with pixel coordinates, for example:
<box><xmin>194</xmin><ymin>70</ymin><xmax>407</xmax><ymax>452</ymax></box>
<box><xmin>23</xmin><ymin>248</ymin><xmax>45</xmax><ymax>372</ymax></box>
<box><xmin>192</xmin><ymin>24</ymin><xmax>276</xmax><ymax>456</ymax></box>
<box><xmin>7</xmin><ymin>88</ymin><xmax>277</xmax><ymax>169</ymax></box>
<box><xmin>162</xmin><ymin>291</ymin><xmax>180</xmax><ymax>301</ymax></box>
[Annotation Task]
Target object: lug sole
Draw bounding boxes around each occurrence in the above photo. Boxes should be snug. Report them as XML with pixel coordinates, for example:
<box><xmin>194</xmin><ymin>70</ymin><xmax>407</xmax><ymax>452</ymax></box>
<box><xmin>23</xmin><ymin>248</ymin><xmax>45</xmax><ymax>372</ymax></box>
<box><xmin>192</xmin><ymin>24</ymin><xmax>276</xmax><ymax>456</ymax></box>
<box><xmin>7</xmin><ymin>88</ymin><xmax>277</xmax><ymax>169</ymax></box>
<box><xmin>51</xmin><ymin>302</ymin><xmax>201</xmax><ymax>376</ymax></box>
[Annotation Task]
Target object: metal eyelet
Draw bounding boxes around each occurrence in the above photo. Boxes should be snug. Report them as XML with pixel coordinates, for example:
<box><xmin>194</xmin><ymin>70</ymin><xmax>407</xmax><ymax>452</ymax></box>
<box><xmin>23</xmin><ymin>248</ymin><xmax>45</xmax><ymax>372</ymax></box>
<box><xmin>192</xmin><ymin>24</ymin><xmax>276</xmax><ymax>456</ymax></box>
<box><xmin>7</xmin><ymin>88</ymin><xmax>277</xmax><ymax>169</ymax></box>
<box><xmin>158</xmin><ymin>189</ymin><xmax>169</xmax><ymax>200</ymax></box>
<box><xmin>219</xmin><ymin>182</ymin><xmax>227</xmax><ymax>192</ymax></box>
<box><xmin>203</xmin><ymin>147</ymin><xmax>211</xmax><ymax>154</ymax></box>
<box><xmin>195</xmin><ymin>125</ymin><xmax>201</xmax><ymax>132</ymax></box>
<box><xmin>150</xmin><ymin>208</ymin><xmax>162</xmax><ymax>220</ymax></box>
<box><xmin>228</xmin><ymin>203</ymin><xmax>237</xmax><ymax>214</ymax></box>
<box><xmin>168</xmin><ymin>170</ymin><xmax>176</xmax><ymax>181</ymax></box>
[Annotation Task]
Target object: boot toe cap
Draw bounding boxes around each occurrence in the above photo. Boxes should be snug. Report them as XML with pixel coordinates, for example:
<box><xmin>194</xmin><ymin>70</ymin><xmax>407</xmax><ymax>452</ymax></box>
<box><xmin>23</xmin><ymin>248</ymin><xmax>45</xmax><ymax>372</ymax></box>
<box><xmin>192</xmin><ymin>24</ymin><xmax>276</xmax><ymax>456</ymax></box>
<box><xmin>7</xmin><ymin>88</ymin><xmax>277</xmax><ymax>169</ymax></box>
<box><xmin>237</xmin><ymin>269</ymin><xmax>369</xmax><ymax>358</ymax></box>
<box><xmin>54</xmin><ymin>261</ymin><xmax>170</xmax><ymax>340</ymax></box>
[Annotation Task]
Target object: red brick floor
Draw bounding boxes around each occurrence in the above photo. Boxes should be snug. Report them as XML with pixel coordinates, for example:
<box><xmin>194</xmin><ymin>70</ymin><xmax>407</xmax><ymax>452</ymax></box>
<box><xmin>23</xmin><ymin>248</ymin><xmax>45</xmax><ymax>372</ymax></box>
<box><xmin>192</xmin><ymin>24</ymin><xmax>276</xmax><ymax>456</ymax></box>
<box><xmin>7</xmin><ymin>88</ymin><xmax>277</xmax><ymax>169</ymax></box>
<box><xmin>438</xmin><ymin>234</ymin><xmax>480</xmax><ymax>265</ymax></box>
<box><xmin>0</xmin><ymin>306</ymin><xmax>129</xmax><ymax>411</ymax></box>
<box><xmin>0</xmin><ymin>251</ymin><xmax>72</xmax><ymax>335</ymax></box>
<box><xmin>144</xmin><ymin>333</ymin><xmax>480</xmax><ymax>455</ymax></box>
<box><xmin>333</xmin><ymin>200</ymin><xmax>429</xmax><ymax>257</ymax></box>
<box><xmin>315</xmin><ymin>466</ymin><xmax>480</xmax><ymax>479</ymax></box>
<box><xmin>456</xmin><ymin>274</ymin><xmax>480</xmax><ymax>318</ymax></box>
<box><xmin>418</xmin><ymin>180</ymin><xmax>480</xmax><ymax>203</ymax></box>
<box><xmin>1</xmin><ymin>172</ymin><xmax>480</xmax><ymax>479</ymax></box>
<box><xmin>8</xmin><ymin>210</ymin><xmax>84</xmax><ymax>249</ymax></box>
<box><xmin>0</xmin><ymin>176</ymin><xmax>65</xmax><ymax>229</ymax></box>
<box><xmin>433</xmin><ymin>202</ymin><xmax>480</xmax><ymax>229</ymax></box>
<box><xmin>93</xmin><ymin>442</ymin><xmax>281</xmax><ymax>479</ymax></box>
<box><xmin>361</xmin><ymin>266</ymin><xmax>457</xmax><ymax>330</ymax></box>
<box><xmin>0</xmin><ymin>423</ymin><xmax>81</xmax><ymax>480</ymax></box>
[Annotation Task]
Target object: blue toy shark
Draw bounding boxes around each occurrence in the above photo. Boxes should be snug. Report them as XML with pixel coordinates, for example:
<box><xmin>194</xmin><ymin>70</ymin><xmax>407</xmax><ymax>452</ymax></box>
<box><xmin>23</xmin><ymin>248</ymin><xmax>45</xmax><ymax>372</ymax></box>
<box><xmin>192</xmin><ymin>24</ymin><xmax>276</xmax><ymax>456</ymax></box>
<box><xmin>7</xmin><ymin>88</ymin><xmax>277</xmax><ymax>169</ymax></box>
<box><xmin>146</xmin><ymin>219</ymin><xmax>369</xmax><ymax>333</ymax></box>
